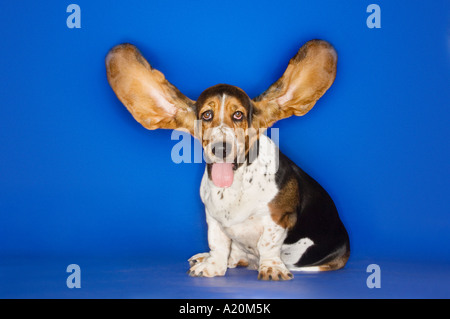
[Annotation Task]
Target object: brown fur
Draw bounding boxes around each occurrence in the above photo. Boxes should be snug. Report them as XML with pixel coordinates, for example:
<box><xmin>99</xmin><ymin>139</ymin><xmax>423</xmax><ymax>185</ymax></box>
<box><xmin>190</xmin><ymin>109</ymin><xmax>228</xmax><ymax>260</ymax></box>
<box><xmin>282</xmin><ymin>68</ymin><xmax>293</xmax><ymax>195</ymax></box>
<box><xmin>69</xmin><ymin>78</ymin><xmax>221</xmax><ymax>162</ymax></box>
<box><xmin>268</xmin><ymin>177</ymin><xmax>299</xmax><ymax>229</ymax></box>
<box><xmin>197</xmin><ymin>95</ymin><xmax>249</xmax><ymax>149</ymax></box>
<box><xmin>253</xmin><ymin>40</ymin><xmax>337</xmax><ymax>129</ymax></box>
<box><xmin>106</xmin><ymin>44</ymin><xmax>196</xmax><ymax>134</ymax></box>
<box><xmin>318</xmin><ymin>251</ymin><xmax>350</xmax><ymax>271</ymax></box>
<box><xmin>236</xmin><ymin>259</ymin><xmax>249</xmax><ymax>267</ymax></box>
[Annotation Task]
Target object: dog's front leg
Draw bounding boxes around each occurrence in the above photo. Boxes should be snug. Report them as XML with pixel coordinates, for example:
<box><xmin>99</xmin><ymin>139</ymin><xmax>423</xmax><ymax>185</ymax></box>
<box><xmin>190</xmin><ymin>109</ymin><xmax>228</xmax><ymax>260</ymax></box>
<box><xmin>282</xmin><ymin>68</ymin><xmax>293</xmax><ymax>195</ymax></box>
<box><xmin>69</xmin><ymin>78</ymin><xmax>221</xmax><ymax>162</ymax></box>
<box><xmin>257</xmin><ymin>218</ymin><xmax>293</xmax><ymax>280</ymax></box>
<box><xmin>188</xmin><ymin>212</ymin><xmax>231</xmax><ymax>277</ymax></box>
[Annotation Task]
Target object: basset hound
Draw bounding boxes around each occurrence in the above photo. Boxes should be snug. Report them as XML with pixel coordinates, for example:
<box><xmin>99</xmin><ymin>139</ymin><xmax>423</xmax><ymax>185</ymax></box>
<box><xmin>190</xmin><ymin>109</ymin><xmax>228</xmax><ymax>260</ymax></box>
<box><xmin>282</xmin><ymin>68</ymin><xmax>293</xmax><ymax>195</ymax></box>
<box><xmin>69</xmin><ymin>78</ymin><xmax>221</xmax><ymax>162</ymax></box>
<box><xmin>106</xmin><ymin>39</ymin><xmax>350</xmax><ymax>280</ymax></box>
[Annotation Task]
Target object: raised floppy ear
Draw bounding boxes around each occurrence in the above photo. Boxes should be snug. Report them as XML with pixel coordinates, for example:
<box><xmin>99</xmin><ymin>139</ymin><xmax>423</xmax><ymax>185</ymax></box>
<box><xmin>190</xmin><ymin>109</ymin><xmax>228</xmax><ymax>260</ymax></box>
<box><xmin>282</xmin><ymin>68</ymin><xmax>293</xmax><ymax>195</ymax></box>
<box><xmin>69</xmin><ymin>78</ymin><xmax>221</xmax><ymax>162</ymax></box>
<box><xmin>106</xmin><ymin>44</ymin><xmax>196</xmax><ymax>134</ymax></box>
<box><xmin>252</xmin><ymin>40</ymin><xmax>337</xmax><ymax>129</ymax></box>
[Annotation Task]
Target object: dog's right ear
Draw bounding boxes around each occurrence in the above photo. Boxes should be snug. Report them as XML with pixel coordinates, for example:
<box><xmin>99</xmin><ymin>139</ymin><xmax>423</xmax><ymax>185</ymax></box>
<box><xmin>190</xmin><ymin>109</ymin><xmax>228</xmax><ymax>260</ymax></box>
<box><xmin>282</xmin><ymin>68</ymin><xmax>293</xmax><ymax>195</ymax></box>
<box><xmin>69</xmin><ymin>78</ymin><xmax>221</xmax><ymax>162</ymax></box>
<box><xmin>252</xmin><ymin>40</ymin><xmax>337</xmax><ymax>129</ymax></box>
<box><xmin>106</xmin><ymin>44</ymin><xmax>196</xmax><ymax>135</ymax></box>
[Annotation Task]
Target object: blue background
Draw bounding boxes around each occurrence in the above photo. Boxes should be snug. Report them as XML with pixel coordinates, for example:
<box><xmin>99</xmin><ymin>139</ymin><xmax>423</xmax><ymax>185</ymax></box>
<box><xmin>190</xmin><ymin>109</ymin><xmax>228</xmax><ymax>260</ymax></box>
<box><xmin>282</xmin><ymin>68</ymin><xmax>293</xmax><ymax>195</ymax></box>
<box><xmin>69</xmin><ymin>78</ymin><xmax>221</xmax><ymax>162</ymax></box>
<box><xmin>0</xmin><ymin>0</ymin><xmax>449</xmax><ymax>298</ymax></box>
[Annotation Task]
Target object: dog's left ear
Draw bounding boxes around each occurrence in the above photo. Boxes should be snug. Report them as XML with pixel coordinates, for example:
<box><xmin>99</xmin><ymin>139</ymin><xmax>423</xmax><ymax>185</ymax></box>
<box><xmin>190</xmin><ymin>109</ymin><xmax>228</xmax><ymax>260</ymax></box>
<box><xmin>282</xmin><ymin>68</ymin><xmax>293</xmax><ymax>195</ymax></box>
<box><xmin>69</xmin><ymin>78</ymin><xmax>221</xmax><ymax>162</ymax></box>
<box><xmin>106</xmin><ymin>44</ymin><xmax>196</xmax><ymax>135</ymax></box>
<box><xmin>252</xmin><ymin>40</ymin><xmax>337</xmax><ymax>129</ymax></box>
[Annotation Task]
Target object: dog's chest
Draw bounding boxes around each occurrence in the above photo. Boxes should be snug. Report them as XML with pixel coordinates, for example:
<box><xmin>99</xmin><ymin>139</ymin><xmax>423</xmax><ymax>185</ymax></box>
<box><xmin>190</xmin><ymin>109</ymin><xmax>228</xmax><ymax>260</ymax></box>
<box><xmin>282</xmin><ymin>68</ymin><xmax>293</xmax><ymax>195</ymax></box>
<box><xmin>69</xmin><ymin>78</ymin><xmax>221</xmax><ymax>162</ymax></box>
<box><xmin>200</xmin><ymin>136</ymin><xmax>280</xmax><ymax>228</ymax></box>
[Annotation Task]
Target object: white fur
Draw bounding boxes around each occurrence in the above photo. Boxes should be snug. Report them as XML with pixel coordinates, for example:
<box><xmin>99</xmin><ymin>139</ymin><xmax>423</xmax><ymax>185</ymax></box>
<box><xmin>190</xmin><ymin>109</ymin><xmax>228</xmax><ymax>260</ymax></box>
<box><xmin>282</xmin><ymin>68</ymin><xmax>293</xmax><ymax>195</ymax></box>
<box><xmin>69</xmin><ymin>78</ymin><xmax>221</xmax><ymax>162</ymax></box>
<box><xmin>219</xmin><ymin>93</ymin><xmax>226</xmax><ymax>124</ymax></box>
<box><xmin>200</xmin><ymin>135</ymin><xmax>278</xmax><ymax>228</ymax></box>
<box><xmin>205</xmin><ymin>125</ymin><xmax>236</xmax><ymax>163</ymax></box>
<box><xmin>287</xmin><ymin>266</ymin><xmax>321</xmax><ymax>272</ymax></box>
<box><xmin>281</xmin><ymin>238</ymin><xmax>314</xmax><ymax>266</ymax></box>
<box><xmin>189</xmin><ymin>135</ymin><xmax>312</xmax><ymax>278</ymax></box>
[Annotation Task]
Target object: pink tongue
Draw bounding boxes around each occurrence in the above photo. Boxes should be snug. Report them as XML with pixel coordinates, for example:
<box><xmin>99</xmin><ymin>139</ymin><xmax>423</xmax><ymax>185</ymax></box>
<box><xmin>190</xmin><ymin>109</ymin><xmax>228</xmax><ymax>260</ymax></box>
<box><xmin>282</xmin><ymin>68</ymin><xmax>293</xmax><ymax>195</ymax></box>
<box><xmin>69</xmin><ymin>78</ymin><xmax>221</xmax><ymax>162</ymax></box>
<box><xmin>211</xmin><ymin>163</ymin><xmax>234</xmax><ymax>188</ymax></box>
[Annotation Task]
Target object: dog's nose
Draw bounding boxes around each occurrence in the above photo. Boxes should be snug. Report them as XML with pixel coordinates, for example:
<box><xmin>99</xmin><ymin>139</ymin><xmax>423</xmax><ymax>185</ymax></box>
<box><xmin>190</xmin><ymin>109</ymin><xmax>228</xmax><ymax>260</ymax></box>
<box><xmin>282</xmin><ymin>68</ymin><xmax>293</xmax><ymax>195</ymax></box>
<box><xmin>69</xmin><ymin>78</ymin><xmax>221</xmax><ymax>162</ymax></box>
<box><xmin>211</xmin><ymin>142</ymin><xmax>232</xmax><ymax>159</ymax></box>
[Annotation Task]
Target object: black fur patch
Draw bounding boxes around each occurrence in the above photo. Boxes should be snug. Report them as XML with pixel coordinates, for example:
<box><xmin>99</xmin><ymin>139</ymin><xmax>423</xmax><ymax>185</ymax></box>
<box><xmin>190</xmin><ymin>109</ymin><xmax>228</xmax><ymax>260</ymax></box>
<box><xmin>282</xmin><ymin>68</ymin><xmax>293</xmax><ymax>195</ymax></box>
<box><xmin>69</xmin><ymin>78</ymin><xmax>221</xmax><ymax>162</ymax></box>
<box><xmin>275</xmin><ymin>150</ymin><xmax>350</xmax><ymax>267</ymax></box>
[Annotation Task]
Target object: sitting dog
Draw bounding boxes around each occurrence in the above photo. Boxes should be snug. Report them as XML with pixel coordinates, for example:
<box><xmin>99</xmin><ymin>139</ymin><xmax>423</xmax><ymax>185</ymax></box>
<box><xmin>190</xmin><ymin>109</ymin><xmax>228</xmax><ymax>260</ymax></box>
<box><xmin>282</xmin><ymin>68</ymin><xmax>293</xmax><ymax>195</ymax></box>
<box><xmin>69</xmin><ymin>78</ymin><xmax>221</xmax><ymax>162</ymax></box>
<box><xmin>106</xmin><ymin>39</ymin><xmax>350</xmax><ymax>280</ymax></box>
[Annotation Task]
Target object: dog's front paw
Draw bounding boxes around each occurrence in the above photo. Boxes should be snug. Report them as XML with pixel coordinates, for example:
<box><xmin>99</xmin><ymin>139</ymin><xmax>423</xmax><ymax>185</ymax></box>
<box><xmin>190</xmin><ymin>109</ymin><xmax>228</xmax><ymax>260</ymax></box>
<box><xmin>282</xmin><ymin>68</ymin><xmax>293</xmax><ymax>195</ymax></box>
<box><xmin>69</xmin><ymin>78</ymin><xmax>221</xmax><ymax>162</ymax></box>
<box><xmin>188</xmin><ymin>253</ymin><xmax>227</xmax><ymax>277</ymax></box>
<box><xmin>258</xmin><ymin>260</ymin><xmax>293</xmax><ymax>281</ymax></box>
<box><xmin>188</xmin><ymin>252</ymin><xmax>210</xmax><ymax>268</ymax></box>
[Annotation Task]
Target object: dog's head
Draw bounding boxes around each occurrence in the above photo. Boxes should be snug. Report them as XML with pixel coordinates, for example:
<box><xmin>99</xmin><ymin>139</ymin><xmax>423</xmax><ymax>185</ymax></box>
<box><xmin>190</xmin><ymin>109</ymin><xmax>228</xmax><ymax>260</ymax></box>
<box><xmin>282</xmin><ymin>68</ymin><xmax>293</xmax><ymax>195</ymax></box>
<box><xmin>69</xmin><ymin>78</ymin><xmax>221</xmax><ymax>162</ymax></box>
<box><xmin>106</xmin><ymin>40</ymin><xmax>337</xmax><ymax>188</ymax></box>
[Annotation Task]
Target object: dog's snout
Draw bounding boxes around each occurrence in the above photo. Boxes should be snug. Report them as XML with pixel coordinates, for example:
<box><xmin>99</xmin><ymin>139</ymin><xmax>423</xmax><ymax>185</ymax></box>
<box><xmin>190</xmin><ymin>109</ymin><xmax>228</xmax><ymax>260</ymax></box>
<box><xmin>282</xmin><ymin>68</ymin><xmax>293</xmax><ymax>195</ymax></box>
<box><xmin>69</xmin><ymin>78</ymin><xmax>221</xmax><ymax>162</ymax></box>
<box><xmin>211</xmin><ymin>142</ymin><xmax>232</xmax><ymax>159</ymax></box>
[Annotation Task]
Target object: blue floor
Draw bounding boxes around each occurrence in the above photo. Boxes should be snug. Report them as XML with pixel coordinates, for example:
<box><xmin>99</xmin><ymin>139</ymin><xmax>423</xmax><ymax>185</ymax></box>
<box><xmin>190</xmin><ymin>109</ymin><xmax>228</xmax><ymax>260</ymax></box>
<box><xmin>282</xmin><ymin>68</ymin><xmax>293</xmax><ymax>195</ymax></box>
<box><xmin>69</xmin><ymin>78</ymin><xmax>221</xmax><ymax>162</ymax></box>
<box><xmin>1</xmin><ymin>255</ymin><xmax>449</xmax><ymax>299</ymax></box>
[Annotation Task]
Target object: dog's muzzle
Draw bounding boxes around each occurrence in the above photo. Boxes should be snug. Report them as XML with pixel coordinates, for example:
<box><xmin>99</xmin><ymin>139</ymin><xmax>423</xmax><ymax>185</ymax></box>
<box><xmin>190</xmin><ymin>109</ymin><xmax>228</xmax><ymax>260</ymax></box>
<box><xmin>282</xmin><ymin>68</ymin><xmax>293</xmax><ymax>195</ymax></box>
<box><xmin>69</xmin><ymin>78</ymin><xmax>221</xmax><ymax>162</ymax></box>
<box><xmin>205</xmin><ymin>127</ymin><xmax>239</xmax><ymax>188</ymax></box>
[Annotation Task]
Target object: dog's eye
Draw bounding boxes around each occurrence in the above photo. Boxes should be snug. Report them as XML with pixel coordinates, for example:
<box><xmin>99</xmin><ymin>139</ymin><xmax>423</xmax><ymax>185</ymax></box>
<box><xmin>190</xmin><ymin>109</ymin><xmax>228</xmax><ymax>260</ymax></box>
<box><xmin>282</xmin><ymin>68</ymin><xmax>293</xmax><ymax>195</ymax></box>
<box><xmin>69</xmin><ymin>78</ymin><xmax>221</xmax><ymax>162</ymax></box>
<box><xmin>233</xmin><ymin>111</ymin><xmax>244</xmax><ymax>121</ymax></box>
<box><xmin>202</xmin><ymin>110</ymin><xmax>213</xmax><ymax>121</ymax></box>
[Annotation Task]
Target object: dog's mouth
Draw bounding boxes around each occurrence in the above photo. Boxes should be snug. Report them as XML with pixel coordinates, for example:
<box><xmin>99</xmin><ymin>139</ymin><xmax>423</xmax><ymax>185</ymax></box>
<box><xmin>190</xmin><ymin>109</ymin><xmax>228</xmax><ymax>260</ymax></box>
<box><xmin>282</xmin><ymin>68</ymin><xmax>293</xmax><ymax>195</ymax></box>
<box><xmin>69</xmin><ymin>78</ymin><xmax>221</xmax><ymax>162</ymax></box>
<box><xmin>208</xmin><ymin>161</ymin><xmax>238</xmax><ymax>188</ymax></box>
